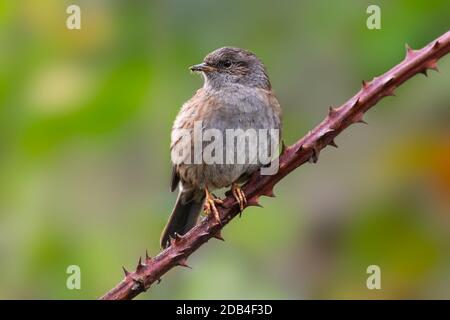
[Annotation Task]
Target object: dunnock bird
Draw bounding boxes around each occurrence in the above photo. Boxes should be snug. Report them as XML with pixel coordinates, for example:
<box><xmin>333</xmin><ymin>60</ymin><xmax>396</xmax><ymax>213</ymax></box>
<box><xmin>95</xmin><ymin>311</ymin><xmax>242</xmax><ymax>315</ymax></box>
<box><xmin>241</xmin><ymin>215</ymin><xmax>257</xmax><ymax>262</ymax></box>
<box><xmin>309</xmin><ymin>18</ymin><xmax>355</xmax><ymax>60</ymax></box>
<box><xmin>160</xmin><ymin>47</ymin><xmax>282</xmax><ymax>248</ymax></box>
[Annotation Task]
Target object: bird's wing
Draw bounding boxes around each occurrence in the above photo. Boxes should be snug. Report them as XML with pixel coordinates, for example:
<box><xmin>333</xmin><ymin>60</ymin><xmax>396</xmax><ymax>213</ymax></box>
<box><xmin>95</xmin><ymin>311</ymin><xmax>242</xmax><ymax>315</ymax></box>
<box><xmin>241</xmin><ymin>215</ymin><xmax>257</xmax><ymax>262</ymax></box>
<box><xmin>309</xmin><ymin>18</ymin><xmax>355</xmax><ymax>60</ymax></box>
<box><xmin>169</xmin><ymin>133</ymin><xmax>184</xmax><ymax>192</ymax></box>
<box><xmin>169</xmin><ymin>90</ymin><xmax>208</xmax><ymax>192</ymax></box>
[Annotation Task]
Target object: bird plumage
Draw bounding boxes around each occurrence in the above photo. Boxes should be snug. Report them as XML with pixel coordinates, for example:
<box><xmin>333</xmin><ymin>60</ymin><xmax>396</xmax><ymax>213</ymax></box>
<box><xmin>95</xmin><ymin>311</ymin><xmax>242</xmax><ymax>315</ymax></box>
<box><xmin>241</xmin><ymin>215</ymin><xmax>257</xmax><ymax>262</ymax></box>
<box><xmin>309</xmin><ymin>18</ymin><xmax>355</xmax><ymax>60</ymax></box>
<box><xmin>161</xmin><ymin>47</ymin><xmax>282</xmax><ymax>248</ymax></box>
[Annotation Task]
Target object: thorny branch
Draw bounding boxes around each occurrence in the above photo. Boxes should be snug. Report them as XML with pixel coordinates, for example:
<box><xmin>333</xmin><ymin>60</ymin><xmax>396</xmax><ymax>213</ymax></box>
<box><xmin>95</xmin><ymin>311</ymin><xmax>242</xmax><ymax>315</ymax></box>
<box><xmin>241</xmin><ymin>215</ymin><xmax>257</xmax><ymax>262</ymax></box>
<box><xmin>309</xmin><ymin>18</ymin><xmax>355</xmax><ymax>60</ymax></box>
<box><xmin>100</xmin><ymin>31</ymin><xmax>450</xmax><ymax>300</ymax></box>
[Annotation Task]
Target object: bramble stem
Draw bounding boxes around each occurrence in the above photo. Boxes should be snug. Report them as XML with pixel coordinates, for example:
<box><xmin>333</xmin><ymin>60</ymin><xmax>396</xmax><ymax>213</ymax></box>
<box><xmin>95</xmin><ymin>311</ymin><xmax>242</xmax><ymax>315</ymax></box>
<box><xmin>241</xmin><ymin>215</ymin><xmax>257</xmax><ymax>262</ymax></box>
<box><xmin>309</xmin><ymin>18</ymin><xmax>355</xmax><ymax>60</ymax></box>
<box><xmin>100</xmin><ymin>31</ymin><xmax>450</xmax><ymax>300</ymax></box>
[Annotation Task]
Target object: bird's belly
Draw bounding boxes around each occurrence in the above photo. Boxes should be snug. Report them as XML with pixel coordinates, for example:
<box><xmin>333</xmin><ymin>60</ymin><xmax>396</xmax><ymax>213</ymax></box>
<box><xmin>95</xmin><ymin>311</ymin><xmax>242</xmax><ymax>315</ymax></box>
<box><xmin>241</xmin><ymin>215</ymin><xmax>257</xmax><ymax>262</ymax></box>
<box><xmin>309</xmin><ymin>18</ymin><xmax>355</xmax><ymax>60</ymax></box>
<box><xmin>178</xmin><ymin>119</ymin><xmax>278</xmax><ymax>190</ymax></box>
<box><xmin>179</xmin><ymin>162</ymin><xmax>258</xmax><ymax>191</ymax></box>
<box><xmin>174</xmin><ymin>87</ymin><xmax>281</xmax><ymax>191</ymax></box>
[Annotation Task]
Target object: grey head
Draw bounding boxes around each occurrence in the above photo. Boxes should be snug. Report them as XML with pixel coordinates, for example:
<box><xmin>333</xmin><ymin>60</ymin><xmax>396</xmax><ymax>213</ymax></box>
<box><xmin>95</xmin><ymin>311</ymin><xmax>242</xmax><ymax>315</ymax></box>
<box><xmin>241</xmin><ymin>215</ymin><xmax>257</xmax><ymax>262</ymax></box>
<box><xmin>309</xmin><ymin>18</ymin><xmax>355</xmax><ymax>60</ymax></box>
<box><xmin>190</xmin><ymin>47</ymin><xmax>271</xmax><ymax>90</ymax></box>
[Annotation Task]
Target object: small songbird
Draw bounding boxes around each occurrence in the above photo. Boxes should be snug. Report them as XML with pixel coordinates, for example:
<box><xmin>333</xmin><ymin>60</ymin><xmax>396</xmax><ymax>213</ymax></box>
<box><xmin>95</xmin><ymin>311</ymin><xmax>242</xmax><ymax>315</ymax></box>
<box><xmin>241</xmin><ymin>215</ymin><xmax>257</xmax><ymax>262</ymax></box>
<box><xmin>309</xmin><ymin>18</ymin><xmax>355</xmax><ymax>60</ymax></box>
<box><xmin>160</xmin><ymin>47</ymin><xmax>282</xmax><ymax>248</ymax></box>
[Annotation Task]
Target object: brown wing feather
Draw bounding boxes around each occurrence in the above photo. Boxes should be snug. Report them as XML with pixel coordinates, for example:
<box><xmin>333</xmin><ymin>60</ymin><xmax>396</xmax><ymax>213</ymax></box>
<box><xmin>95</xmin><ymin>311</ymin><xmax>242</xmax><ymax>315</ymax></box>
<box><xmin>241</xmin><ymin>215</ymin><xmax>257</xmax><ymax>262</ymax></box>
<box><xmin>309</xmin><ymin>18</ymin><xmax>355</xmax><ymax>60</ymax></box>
<box><xmin>170</xmin><ymin>165</ymin><xmax>180</xmax><ymax>192</ymax></box>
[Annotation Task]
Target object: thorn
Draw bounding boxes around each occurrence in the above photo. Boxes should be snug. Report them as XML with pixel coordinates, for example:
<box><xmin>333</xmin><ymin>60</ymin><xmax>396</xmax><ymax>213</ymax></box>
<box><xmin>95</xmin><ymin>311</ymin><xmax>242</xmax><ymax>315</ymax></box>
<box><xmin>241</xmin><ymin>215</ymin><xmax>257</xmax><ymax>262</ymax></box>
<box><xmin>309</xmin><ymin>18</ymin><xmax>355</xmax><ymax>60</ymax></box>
<box><xmin>295</xmin><ymin>144</ymin><xmax>304</xmax><ymax>154</ymax></box>
<box><xmin>383</xmin><ymin>78</ymin><xmax>396</xmax><ymax>96</ymax></box>
<box><xmin>212</xmin><ymin>230</ymin><xmax>225</xmax><ymax>241</ymax></box>
<box><xmin>157</xmin><ymin>278</ymin><xmax>161</xmax><ymax>284</ymax></box>
<box><xmin>131</xmin><ymin>277</ymin><xmax>146</xmax><ymax>292</ymax></box>
<box><xmin>169</xmin><ymin>236</ymin><xmax>176</xmax><ymax>247</ymax></box>
<box><xmin>385</xmin><ymin>88</ymin><xmax>396</xmax><ymax>97</ymax></box>
<box><xmin>145</xmin><ymin>250</ymin><xmax>152</xmax><ymax>263</ymax></box>
<box><xmin>173</xmin><ymin>232</ymin><xmax>183</xmax><ymax>244</ymax></box>
<box><xmin>136</xmin><ymin>257</ymin><xmax>146</xmax><ymax>273</ymax></box>
<box><xmin>405</xmin><ymin>43</ymin><xmax>416</xmax><ymax>58</ymax></box>
<box><xmin>328</xmin><ymin>139</ymin><xmax>338</xmax><ymax>148</ymax></box>
<box><xmin>262</xmin><ymin>188</ymin><xmax>275</xmax><ymax>197</ymax></box>
<box><xmin>318</xmin><ymin>131</ymin><xmax>328</xmax><ymax>140</ymax></box>
<box><xmin>131</xmin><ymin>283</ymin><xmax>141</xmax><ymax>292</ymax></box>
<box><xmin>281</xmin><ymin>140</ymin><xmax>287</xmax><ymax>154</ymax></box>
<box><xmin>420</xmin><ymin>69</ymin><xmax>428</xmax><ymax>77</ymax></box>
<box><xmin>405</xmin><ymin>43</ymin><xmax>412</xmax><ymax>53</ymax></box>
<box><xmin>351</xmin><ymin>98</ymin><xmax>360</xmax><ymax>108</ymax></box>
<box><xmin>328</xmin><ymin>106</ymin><xmax>339</xmax><ymax>118</ymax></box>
<box><xmin>353</xmin><ymin>112</ymin><xmax>368</xmax><ymax>125</ymax></box>
<box><xmin>308</xmin><ymin>145</ymin><xmax>320</xmax><ymax>163</ymax></box>
<box><xmin>384</xmin><ymin>77</ymin><xmax>395</xmax><ymax>87</ymax></box>
<box><xmin>319</xmin><ymin>129</ymin><xmax>335</xmax><ymax>145</ymax></box>
<box><xmin>425</xmin><ymin>59</ymin><xmax>439</xmax><ymax>72</ymax></box>
<box><xmin>362</xmin><ymin>80</ymin><xmax>369</xmax><ymax>89</ymax></box>
<box><xmin>323</xmin><ymin>128</ymin><xmax>335</xmax><ymax>136</ymax></box>
<box><xmin>177</xmin><ymin>258</ymin><xmax>191</xmax><ymax>269</ymax></box>
<box><xmin>247</xmin><ymin>197</ymin><xmax>263</xmax><ymax>208</ymax></box>
<box><xmin>433</xmin><ymin>40</ymin><xmax>440</xmax><ymax>49</ymax></box>
<box><xmin>122</xmin><ymin>266</ymin><xmax>130</xmax><ymax>277</ymax></box>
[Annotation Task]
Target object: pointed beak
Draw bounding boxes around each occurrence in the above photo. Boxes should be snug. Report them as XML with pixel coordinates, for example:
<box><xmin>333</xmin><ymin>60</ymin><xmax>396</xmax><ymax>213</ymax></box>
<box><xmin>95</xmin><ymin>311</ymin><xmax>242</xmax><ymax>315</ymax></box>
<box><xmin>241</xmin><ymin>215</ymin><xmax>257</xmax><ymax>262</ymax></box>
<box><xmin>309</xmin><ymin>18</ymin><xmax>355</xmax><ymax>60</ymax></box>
<box><xmin>189</xmin><ymin>62</ymin><xmax>215</xmax><ymax>73</ymax></box>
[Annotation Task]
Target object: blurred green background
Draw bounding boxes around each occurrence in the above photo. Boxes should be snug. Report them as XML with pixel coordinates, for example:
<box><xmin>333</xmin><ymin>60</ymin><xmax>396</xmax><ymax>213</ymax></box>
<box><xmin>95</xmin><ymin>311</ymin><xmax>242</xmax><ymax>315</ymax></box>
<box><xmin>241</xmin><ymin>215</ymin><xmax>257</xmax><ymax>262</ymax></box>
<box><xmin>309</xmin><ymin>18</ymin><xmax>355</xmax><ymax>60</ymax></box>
<box><xmin>0</xmin><ymin>0</ymin><xmax>449</xmax><ymax>299</ymax></box>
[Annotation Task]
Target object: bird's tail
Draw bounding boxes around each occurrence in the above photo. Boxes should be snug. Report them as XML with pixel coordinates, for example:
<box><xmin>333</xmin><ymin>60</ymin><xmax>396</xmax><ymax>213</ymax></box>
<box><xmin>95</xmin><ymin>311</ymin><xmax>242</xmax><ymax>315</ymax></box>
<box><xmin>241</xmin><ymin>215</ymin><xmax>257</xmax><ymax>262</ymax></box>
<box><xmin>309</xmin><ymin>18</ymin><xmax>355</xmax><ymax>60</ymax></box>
<box><xmin>160</xmin><ymin>191</ymin><xmax>204</xmax><ymax>248</ymax></box>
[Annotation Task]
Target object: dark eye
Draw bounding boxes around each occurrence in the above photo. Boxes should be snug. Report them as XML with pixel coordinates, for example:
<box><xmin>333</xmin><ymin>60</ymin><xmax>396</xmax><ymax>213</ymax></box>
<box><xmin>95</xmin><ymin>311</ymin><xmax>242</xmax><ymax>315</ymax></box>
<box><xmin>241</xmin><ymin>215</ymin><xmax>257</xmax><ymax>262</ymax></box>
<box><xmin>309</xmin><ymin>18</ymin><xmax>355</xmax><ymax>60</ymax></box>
<box><xmin>221</xmin><ymin>60</ymin><xmax>232</xmax><ymax>68</ymax></box>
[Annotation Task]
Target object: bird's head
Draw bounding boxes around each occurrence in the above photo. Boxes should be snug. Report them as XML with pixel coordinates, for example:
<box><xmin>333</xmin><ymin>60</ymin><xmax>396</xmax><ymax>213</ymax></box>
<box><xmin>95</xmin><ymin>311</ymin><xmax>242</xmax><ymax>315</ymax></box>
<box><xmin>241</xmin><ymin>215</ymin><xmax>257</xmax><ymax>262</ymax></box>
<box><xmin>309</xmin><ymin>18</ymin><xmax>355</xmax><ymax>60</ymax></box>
<box><xmin>190</xmin><ymin>47</ymin><xmax>271</xmax><ymax>90</ymax></box>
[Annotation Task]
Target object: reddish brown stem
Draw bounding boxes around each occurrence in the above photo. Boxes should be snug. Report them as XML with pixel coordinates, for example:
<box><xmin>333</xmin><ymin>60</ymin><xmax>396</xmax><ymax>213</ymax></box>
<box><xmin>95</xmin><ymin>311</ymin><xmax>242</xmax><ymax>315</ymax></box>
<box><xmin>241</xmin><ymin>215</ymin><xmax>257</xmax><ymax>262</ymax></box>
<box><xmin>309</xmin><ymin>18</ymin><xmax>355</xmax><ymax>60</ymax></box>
<box><xmin>100</xmin><ymin>31</ymin><xmax>450</xmax><ymax>300</ymax></box>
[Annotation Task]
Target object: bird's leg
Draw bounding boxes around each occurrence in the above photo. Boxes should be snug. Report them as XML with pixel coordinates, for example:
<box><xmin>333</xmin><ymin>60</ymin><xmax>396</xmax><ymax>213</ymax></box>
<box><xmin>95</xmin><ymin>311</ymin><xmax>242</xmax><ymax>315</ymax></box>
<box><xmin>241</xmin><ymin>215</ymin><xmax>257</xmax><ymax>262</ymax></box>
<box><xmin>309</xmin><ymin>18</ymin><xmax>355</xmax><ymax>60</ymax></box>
<box><xmin>203</xmin><ymin>187</ymin><xmax>223</xmax><ymax>223</ymax></box>
<box><xmin>231</xmin><ymin>183</ymin><xmax>247</xmax><ymax>212</ymax></box>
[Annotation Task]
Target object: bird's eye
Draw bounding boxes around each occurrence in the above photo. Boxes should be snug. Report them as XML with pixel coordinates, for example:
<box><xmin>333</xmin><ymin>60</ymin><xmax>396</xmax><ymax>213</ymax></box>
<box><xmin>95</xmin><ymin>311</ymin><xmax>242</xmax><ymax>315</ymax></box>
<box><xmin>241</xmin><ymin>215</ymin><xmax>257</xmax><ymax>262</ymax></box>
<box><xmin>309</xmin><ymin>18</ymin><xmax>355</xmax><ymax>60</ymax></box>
<box><xmin>221</xmin><ymin>60</ymin><xmax>232</xmax><ymax>68</ymax></box>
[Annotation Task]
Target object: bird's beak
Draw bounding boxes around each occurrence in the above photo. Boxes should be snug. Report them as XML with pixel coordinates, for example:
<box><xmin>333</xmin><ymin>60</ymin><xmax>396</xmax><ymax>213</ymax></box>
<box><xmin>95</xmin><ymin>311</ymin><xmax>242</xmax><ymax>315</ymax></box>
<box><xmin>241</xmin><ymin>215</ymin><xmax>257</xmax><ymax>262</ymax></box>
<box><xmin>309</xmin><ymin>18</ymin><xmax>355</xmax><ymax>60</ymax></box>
<box><xmin>189</xmin><ymin>62</ymin><xmax>215</xmax><ymax>73</ymax></box>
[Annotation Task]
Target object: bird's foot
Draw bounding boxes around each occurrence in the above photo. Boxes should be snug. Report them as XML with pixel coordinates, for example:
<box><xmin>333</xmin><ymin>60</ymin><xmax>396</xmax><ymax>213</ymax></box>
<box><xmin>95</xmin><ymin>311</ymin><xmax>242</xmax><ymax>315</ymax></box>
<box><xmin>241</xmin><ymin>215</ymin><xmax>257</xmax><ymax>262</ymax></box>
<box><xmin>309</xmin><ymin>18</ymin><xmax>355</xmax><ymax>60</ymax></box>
<box><xmin>204</xmin><ymin>187</ymin><xmax>223</xmax><ymax>223</ymax></box>
<box><xmin>231</xmin><ymin>183</ymin><xmax>247</xmax><ymax>212</ymax></box>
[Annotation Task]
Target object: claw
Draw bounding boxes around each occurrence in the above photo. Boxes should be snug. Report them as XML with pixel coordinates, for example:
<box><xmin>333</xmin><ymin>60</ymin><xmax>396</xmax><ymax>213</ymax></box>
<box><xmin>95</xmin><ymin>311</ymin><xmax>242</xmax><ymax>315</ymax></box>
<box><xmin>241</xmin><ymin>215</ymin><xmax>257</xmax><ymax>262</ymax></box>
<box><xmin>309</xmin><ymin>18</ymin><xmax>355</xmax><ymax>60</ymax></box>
<box><xmin>231</xmin><ymin>183</ymin><xmax>247</xmax><ymax>212</ymax></box>
<box><xmin>204</xmin><ymin>187</ymin><xmax>222</xmax><ymax>223</ymax></box>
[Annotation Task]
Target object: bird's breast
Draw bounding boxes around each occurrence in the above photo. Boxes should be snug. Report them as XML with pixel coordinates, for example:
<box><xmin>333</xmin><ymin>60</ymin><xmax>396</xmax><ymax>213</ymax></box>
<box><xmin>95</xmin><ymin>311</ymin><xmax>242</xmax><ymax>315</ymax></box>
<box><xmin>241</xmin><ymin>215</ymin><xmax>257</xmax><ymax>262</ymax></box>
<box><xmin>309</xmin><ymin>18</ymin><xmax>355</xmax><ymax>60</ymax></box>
<box><xmin>172</xmin><ymin>85</ymin><xmax>281</xmax><ymax>190</ymax></box>
<box><xmin>201</xmin><ymin>85</ymin><xmax>277</xmax><ymax>130</ymax></box>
